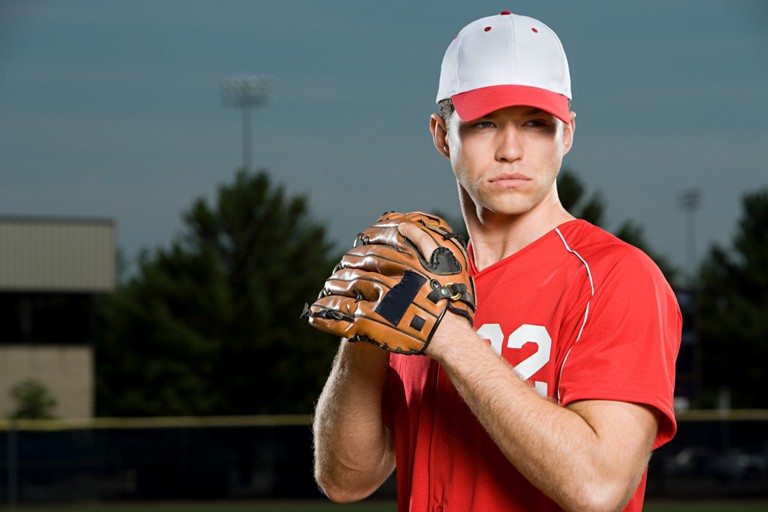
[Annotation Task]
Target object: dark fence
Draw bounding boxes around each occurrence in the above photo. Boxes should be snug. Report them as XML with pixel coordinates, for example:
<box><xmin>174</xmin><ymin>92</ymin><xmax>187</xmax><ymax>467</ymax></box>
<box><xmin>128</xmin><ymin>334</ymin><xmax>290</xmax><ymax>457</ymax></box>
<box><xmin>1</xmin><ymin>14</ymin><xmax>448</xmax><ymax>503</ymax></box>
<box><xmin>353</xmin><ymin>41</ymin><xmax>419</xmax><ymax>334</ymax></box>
<box><xmin>648</xmin><ymin>411</ymin><xmax>768</xmax><ymax>499</ymax></box>
<box><xmin>0</xmin><ymin>412</ymin><xmax>766</xmax><ymax>504</ymax></box>
<box><xmin>0</xmin><ymin>416</ymin><xmax>327</xmax><ymax>504</ymax></box>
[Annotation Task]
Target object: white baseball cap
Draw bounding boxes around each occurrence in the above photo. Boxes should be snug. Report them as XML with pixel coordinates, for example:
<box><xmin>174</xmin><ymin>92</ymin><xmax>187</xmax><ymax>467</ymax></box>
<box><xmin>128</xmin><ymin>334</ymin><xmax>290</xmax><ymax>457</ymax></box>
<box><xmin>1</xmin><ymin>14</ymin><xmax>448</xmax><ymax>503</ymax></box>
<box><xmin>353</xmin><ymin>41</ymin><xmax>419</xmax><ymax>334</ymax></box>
<box><xmin>436</xmin><ymin>10</ymin><xmax>572</xmax><ymax>124</ymax></box>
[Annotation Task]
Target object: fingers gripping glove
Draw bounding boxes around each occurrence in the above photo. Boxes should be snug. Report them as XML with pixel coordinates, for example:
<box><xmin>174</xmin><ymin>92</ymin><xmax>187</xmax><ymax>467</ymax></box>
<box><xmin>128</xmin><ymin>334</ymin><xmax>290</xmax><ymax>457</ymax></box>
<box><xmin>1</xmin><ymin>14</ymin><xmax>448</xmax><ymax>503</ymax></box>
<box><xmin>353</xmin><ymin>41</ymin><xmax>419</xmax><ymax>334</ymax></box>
<box><xmin>301</xmin><ymin>211</ymin><xmax>476</xmax><ymax>355</ymax></box>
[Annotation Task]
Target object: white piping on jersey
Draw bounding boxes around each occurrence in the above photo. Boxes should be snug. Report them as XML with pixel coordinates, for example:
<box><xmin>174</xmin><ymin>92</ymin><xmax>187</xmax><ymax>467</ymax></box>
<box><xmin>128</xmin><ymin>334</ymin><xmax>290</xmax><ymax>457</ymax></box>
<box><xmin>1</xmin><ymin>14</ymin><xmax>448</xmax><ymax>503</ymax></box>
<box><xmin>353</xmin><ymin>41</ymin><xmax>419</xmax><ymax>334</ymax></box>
<box><xmin>554</xmin><ymin>227</ymin><xmax>595</xmax><ymax>403</ymax></box>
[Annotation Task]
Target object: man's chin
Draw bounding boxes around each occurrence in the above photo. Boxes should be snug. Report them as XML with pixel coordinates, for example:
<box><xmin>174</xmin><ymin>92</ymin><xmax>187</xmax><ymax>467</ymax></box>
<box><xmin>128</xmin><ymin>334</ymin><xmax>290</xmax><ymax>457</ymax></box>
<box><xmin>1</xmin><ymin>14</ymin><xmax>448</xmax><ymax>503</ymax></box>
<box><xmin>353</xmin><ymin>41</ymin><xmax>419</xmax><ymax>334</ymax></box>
<box><xmin>479</xmin><ymin>200</ymin><xmax>534</xmax><ymax>217</ymax></box>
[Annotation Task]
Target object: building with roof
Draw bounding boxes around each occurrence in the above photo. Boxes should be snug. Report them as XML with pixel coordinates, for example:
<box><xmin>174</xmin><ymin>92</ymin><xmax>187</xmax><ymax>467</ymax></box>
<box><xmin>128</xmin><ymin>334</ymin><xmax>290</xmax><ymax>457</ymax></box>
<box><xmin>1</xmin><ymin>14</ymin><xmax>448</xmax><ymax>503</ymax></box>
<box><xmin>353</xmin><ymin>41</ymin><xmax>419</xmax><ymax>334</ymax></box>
<box><xmin>0</xmin><ymin>216</ymin><xmax>116</xmax><ymax>418</ymax></box>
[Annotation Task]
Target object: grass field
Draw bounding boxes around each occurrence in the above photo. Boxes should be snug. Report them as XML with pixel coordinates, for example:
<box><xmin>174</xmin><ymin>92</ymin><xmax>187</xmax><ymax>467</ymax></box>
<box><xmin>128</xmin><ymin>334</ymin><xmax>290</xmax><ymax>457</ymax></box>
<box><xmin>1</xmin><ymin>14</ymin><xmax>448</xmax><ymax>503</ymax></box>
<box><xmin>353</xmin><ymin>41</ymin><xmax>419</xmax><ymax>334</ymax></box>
<box><xmin>3</xmin><ymin>500</ymin><xmax>768</xmax><ymax>512</ymax></box>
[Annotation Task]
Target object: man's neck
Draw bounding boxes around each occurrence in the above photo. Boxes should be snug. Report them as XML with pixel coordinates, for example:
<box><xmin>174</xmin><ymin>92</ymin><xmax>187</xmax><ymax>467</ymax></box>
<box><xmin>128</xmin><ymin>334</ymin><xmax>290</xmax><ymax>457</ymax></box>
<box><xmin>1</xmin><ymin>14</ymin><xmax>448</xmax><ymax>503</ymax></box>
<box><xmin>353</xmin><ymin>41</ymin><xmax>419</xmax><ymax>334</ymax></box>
<box><xmin>463</xmin><ymin>194</ymin><xmax>575</xmax><ymax>272</ymax></box>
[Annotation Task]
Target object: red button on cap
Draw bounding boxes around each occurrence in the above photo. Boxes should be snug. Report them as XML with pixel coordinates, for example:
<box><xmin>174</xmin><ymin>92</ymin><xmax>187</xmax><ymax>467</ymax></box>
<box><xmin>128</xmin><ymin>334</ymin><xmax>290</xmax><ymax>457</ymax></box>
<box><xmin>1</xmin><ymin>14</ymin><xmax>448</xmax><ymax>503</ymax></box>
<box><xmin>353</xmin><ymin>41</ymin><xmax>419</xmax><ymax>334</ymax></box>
<box><xmin>500</xmin><ymin>10</ymin><xmax>512</xmax><ymax>15</ymax></box>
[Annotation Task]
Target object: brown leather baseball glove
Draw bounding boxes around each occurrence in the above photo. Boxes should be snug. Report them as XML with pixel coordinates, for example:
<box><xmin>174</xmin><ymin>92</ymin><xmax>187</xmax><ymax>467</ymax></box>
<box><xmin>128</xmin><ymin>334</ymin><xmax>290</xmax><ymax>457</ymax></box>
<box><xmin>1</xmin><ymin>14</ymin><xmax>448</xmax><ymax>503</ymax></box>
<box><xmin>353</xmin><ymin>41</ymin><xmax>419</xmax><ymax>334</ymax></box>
<box><xmin>301</xmin><ymin>211</ymin><xmax>475</xmax><ymax>355</ymax></box>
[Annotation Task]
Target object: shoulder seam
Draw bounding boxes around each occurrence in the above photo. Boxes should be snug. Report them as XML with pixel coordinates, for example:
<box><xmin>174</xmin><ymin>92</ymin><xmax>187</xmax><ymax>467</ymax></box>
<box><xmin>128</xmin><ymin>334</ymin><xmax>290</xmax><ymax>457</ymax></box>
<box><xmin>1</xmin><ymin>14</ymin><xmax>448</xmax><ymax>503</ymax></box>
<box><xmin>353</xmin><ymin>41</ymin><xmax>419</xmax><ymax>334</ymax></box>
<box><xmin>554</xmin><ymin>227</ymin><xmax>595</xmax><ymax>403</ymax></box>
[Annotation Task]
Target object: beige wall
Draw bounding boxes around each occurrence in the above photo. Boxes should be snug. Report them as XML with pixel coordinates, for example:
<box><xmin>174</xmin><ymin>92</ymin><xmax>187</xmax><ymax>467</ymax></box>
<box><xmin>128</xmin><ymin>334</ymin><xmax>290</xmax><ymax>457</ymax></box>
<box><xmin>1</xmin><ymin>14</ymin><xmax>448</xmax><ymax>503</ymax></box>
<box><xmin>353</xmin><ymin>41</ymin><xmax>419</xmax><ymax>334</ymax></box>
<box><xmin>0</xmin><ymin>218</ymin><xmax>116</xmax><ymax>292</ymax></box>
<box><xmin>0</xmin><ymin>345</ymin><xmax>93</xmax><ymax>418</ymax></box>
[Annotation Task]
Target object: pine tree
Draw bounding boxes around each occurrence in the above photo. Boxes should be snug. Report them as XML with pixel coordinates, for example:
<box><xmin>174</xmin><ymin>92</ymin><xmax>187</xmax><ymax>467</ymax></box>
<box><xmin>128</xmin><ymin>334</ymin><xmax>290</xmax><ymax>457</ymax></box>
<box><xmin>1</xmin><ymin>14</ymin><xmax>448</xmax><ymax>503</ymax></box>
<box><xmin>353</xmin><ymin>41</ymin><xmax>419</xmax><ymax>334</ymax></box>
<box><xmin>696</xmin><ymin>188</ymin><xmax>768</xmax><ymax>407</ymax></box>
<box><xmin>96</xmin><ymin>170</ymin><xmax>338</xmax><ymax>416</ymax></box>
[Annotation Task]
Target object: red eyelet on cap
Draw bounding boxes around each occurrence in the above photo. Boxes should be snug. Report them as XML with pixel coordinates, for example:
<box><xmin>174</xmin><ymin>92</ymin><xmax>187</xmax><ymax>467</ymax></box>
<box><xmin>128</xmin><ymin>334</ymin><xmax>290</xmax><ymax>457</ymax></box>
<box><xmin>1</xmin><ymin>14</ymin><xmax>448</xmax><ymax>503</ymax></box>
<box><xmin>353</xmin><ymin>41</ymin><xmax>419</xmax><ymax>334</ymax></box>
<box><xmin>500</xmin><ymin>10</ymin><xmax>512</xmax><ymax>15</ymax></box>
<box><xmin>484</xmin><ymin>26</ymin><xmax>492</xmax><ymax>32</ymax></box>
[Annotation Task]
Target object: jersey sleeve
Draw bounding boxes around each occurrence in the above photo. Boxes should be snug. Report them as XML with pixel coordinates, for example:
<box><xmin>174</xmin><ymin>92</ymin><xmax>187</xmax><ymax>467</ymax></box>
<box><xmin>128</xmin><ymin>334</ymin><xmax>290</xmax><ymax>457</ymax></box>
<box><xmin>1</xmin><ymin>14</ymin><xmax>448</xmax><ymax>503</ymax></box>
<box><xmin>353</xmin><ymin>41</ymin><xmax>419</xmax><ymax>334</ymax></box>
<box><xmin>557</xmin><ymin>247</ymin><xmax>682</xmax><ymax>449</ymax></box>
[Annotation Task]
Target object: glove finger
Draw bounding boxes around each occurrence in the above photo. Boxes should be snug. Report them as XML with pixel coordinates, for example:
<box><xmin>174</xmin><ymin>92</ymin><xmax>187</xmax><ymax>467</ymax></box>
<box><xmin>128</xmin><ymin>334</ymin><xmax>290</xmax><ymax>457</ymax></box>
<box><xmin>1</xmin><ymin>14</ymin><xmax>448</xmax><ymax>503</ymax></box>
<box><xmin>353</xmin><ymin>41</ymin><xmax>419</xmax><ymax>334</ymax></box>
<box><xmin>355</xmin><ymin>214</ymin><xmax>449</xmax><ymax>254</ymax></box>
<box><xmin>302</xmin><ymin>295</ymin><xmax>365</xmax><ymax>338</ymax></box>
<box><xmin>339</xmin><ymin>245</ymin><xmax>420</xmax><ymax>276</ymax></box>
<box><xmin>355</xmin><ymin>224</ymin><xmax>411</xmax><ymax>252</ymax></box>
<box><xmin>324</xmin><ymin>268</ymin><xmax>398</xmax><ymax>301</ymax></box>
<box><xmin>343</xmin><ymin>240</ymin><xmax>468</xmax><ymax>278</ymax></box>
<box><xmin>379</xmin><ymin>211</ymin><xmax>455</xmax><ymax>237</ymax></box>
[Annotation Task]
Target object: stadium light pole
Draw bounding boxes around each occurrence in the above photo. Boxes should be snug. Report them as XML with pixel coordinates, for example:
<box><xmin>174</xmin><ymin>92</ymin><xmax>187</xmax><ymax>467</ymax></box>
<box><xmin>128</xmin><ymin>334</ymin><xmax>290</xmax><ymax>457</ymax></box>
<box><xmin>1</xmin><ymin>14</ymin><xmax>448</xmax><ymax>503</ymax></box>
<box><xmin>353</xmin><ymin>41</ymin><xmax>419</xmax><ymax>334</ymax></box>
<box><xmin>678</xmin><ymin>188</ymin><xmax>703</xmax><ymax>413</ymax></box>
<box><xmin>220</xmin><ymin>76</ymin><xmax>274</xmax><ymax>171</ymax></box>
<box><xmin>678</xmin><ymin>188</ymin><xmax>701</xmax><ymax>284</ymax></box>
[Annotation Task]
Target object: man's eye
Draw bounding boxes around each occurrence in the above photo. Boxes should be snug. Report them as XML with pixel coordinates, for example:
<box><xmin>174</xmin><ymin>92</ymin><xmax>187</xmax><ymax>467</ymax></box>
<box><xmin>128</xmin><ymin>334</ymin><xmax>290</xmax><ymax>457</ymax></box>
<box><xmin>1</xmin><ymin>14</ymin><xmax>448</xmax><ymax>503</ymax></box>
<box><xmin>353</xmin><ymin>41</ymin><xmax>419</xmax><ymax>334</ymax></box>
<box><xmin>473</xmin><ymin>121</ymin><xmax>495</xmax><ymax>129</ymax></box>
<box><xmin>526</xmin><ymin>119</ymin><xmax>549</xmax><ymax>128</ymax></box>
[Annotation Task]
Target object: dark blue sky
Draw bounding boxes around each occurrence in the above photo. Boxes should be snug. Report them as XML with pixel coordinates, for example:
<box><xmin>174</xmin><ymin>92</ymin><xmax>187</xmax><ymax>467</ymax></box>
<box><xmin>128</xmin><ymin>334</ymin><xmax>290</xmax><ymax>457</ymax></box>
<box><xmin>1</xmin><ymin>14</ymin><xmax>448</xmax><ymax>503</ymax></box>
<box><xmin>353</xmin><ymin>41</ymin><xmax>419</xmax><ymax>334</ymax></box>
<box><xmin>1</xmin><ymin>1</ymin><xmax>766</xmax><ymax>274</ymax></box>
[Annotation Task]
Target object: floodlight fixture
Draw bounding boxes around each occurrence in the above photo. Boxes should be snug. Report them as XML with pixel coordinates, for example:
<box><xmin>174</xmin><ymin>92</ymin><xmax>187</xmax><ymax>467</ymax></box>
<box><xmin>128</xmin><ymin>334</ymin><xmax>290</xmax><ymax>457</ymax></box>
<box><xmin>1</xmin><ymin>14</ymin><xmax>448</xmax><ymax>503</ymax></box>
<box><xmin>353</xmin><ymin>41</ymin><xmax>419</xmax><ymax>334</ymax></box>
<box><xmin>220</xmin><ymin>76</ymin><xmax>274</xmax><ymax>170</ymax></box>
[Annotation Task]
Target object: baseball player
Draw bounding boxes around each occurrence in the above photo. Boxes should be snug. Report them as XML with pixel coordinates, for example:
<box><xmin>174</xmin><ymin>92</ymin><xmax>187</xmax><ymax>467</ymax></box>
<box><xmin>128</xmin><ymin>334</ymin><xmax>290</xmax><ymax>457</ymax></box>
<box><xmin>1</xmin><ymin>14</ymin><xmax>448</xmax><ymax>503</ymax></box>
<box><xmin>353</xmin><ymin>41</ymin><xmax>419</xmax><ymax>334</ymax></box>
<box><xmin>304</xmin><ymin>11</ymin><xmax>681</xmax><ymax>512</ymax></box>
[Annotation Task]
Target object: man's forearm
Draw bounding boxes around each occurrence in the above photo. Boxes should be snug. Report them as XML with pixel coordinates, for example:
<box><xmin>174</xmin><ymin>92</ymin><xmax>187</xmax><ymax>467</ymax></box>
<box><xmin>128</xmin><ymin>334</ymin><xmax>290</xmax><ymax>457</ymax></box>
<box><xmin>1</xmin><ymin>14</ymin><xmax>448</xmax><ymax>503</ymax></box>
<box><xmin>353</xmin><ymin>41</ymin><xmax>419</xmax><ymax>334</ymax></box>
<box><xmin>313</xmin><ymin>341</ymin><xmax>395</xmax><ymax>502</ymax></box>
<box><xmin>430</xmin><ymin>315</ymin><xmax>656</xmax><ymax>512</ymax></box>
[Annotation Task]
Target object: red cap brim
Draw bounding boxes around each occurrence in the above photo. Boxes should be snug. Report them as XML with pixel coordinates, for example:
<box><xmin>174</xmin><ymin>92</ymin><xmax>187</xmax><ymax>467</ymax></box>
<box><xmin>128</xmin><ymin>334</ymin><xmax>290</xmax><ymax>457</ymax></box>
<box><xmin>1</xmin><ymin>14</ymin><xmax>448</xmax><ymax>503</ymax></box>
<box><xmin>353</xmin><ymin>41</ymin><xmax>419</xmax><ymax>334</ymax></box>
<box><xmin>452</xmin><ymin>84</ymin><xmax>571</xmax><ymax>124</ymax></box>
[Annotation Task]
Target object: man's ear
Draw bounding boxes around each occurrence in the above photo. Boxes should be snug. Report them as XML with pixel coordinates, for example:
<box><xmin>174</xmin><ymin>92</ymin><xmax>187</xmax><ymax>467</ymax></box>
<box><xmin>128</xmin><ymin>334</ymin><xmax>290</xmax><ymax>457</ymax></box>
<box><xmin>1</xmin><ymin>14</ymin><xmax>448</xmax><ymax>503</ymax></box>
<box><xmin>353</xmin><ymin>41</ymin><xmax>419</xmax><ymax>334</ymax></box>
<box><xmin>562</xmin><ymin>111</ymin><xmax>576</xmax><ymax>156</ymax></box>
<box><xmin>429</xmin><ymin>113</ymin><xmax>450</xmax><ymax>159</ymax></box>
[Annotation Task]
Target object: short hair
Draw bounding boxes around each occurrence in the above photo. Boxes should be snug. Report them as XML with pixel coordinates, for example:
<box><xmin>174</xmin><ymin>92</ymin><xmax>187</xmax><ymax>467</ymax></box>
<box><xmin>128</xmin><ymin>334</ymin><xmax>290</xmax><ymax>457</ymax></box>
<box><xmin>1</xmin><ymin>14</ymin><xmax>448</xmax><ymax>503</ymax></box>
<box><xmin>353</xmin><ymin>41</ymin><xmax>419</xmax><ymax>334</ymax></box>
<box><xmin>438</xmin><ymin>98</ymin><xmax>455</xmax><ymax>125</ymax></box>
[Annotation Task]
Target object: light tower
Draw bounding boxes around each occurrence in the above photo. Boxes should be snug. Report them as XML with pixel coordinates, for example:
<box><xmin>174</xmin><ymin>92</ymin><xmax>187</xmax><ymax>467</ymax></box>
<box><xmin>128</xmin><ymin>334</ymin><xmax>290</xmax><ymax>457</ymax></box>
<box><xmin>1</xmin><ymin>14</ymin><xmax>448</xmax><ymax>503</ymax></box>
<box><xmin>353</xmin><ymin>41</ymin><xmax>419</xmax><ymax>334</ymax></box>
<box><xmin>677</xmin><ymin>188</ymin><xmax>702</xmax><ymax>411</ymax></box>
<box><xmin>678</xmin><ymin>188</ymin><xmax>701</xmax><ymax>282</ymax></box>
<box><xmin>220</xmin><ymin>76</ymin><xmax>274</xmax><ymax>171</ymax></box>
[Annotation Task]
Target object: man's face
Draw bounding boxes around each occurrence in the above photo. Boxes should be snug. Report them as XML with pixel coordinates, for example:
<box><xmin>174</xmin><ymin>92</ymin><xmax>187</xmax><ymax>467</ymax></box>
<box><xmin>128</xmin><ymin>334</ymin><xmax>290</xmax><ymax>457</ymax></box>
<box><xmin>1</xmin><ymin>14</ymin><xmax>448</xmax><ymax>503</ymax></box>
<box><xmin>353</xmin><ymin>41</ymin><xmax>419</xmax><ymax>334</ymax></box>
<box><xmin>442</xmin><ymin>105</ymin><xmax>574</xmax><ymax>218</ymax></box>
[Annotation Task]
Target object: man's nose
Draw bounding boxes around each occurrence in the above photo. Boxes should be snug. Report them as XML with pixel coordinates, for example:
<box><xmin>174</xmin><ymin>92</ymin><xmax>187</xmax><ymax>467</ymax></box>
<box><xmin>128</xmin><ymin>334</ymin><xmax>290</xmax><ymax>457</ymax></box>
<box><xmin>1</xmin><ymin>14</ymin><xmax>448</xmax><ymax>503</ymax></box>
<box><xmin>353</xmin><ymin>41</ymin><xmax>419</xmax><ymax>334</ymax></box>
<box><xmin>495</xmin><ymin>126</ymin><xmax>522</xmax><ymax>162</ymax></box>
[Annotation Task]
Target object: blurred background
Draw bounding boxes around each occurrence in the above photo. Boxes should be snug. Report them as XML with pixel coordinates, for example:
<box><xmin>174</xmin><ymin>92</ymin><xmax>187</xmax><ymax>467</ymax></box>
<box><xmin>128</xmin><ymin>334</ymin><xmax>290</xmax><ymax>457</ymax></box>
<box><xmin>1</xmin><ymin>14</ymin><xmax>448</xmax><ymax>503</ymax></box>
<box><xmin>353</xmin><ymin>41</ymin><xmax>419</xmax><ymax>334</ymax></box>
<box><xmin>0</xmin><ymin>0</ymin><xmax>766</xmax><ymax>510</ymax></box>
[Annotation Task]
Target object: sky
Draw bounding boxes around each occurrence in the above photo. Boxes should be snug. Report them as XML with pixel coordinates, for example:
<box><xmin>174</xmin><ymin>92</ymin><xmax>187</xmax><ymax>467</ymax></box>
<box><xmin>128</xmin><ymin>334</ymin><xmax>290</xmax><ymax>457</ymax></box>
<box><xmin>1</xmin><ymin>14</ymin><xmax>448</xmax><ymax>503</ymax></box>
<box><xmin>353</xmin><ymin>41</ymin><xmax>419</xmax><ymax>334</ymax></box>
<box><xmin>1</xmin><ymin>0</ymin><xmax>766</xmax><ymax>276</ymax></box>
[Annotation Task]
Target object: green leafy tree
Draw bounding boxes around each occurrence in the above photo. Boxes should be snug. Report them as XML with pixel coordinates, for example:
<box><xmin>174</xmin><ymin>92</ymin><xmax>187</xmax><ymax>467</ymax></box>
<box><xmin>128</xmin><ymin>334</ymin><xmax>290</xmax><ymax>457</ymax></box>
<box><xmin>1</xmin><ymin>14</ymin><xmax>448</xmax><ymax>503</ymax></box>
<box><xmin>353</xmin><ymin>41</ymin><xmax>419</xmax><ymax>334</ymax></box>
<box><xmin>96</xmin><ymin>169</ymin><xmax>338</xmax><ymax>416</ymax></box>
<box><xmin>696</xmin><ymin>188</ymin><xmax>768</xmax><ymax>407</ymax></box>
<box><xmin>9</xmin><ymin>379</ymin><xmax>57</xmax><ymax>420</ymax></box>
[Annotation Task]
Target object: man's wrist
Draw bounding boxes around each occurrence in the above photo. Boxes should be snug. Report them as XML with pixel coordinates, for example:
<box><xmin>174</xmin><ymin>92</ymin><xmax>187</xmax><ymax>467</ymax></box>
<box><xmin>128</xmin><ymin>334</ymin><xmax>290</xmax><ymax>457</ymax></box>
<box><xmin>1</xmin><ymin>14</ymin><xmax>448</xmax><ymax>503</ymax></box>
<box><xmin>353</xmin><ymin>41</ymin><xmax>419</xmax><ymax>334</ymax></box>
<box><xmin>425</xmin><ymin>310</ymin><xmax>481</xmax><ymax>363</ymax></box>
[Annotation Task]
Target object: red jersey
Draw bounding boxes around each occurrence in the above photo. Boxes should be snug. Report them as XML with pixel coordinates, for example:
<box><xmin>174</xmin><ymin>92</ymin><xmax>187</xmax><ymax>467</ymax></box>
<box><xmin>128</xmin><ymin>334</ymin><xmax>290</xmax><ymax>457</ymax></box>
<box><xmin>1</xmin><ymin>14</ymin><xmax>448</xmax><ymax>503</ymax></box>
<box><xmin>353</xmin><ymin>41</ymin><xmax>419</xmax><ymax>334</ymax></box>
<box><xmin>382</xmin><ymin>219</ymin><xmax>681</xmax><ymax>512</ymax></box>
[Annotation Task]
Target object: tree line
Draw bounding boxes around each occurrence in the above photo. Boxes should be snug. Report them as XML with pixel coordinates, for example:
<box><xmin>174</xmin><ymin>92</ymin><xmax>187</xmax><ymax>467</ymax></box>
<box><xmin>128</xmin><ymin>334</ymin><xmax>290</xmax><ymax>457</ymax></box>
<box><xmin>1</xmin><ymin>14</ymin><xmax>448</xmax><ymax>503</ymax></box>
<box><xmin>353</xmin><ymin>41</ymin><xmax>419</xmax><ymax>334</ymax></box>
<box><xmin>94</xmin><ymin>168</ymin><xmax>768</xmax><ymax>415</ymax></box>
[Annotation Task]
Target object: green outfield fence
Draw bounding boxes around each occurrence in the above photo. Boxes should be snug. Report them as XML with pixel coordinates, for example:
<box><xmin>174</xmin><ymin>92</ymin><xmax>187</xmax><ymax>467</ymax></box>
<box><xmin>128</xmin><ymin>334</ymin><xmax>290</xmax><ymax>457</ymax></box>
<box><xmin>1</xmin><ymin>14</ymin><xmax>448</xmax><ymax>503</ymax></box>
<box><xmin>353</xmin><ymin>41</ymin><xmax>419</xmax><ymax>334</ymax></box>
<box><xmin>1</xmin><ymin>411</ymin><xmax>767</xmax><ymax>505</ymax></box>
